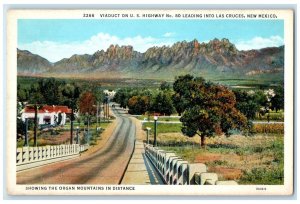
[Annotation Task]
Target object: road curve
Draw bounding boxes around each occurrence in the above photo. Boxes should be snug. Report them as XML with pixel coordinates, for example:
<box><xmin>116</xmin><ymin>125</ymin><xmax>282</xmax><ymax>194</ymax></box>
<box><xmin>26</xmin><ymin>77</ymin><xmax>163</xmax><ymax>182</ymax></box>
<box><xmin>17</xmin><ymin>105</ymin><xmax>136</xmax><ymax>184</ymax></box>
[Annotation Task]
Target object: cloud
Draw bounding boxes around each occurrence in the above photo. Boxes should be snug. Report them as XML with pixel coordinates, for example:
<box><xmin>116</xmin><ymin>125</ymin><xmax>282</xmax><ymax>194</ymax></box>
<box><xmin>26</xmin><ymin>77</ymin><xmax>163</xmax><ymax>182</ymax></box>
<box><xmin>235</xmin><ymin>35</ymin><xmax>284</xmax><ymax>51</ymax></box>
<box><xmin>163</xmin><ymin>32</ymin><xmax>175</xmax><ymax>37</ymax></box>
<box><xmin>18</xmin><ymin>33</ymin><xmax>175</xmax><ymax>62</ymax></box>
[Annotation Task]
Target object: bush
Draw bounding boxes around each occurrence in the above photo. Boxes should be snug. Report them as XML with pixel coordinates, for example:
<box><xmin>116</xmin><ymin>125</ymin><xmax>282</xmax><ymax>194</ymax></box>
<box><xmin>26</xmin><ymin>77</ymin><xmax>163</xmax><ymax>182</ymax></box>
<box><xmin>239</xmin><ymin>167</ymin><xmax>284</xmax><ymax>185</ymax></box>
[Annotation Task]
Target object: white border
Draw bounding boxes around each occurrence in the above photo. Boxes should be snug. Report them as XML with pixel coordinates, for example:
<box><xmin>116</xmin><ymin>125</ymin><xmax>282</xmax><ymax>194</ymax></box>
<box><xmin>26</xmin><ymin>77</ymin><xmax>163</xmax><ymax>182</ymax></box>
<box><xmin>5</xmin><ymin>8</ymin><xmax>294</xmax><ymax>196</ymax></box>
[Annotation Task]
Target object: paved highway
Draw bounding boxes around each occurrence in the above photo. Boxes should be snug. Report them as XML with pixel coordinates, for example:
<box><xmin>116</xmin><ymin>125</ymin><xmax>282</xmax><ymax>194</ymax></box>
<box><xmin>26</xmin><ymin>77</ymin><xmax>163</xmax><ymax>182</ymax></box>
<box><xmin>17</xmin><ymin>105</ymin><xmax>136</xmax><ymax>184</ymax></box>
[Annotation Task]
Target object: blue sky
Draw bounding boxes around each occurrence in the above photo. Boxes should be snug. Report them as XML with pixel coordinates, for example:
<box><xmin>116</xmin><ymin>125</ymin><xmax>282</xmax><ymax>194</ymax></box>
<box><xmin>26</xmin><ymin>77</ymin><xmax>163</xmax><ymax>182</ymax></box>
<box><xmin>18</xmin><ymin>19</ymin><xmax>284</xmax><ymax>62</ymax></box>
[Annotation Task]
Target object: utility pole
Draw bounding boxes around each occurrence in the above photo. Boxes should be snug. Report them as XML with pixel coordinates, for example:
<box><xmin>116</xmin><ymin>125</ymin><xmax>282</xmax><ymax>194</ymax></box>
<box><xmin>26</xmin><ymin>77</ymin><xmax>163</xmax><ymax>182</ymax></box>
<box><xmin>33</xmin><ymin>104</ymin><xmax>38</xmax><ymax>147</ymax></box>
<box><xmin>154</xmin><ymin>116</ymin><xmax>158</xmax><ymax>146</ymax></box>
<box><xmin>76</xmin><ymin>126</ymin><xmax>80</xmax><ymax>144</ymax></box>
<box><xmin>70</xmin><ymin>108</ymin><xmax>74</xmax><ymax>144</ymax></box>
<box><xmin>24</xmin><ymin>118</ymin><xmax>29</xmax><ymax>147</ymax></box>
<box><xmin>107</xmin><ymin>99</ymin><xmax>109</xmax><ymax>120</ymax></box>
<box><xmin>146</xmin><ymin>127</ymin><xmax>151</xmax><ymax>144</ymax></box>
<box><xmin>87</xmin><ymin>113</ymin><xmax>90</xmax><ymax>144</ymax></box>
<box><xmin>96</xmin><ymin>102</ymin><xmax>99</xmax><ymax>132</ymax></box>
<box><xmin>99</xmin><ymin>103</ymin><xmax>102</xmax><ymax>126</ymax></box>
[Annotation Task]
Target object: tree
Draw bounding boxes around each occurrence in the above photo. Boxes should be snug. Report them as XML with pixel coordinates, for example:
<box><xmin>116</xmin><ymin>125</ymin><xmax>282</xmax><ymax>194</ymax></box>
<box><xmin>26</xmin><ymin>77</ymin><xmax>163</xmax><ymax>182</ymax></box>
<box><xmin>127</xmin><ymin>95</ymin><xmax>150</xmax><ymax>115</ymax></box>
<box><xmin>79</xmin><ymin>91</ymin><xmax>96</xmax><ymax>115</ymax></box>
<box><xmin>62</xmin><ymin>83</ymin><xmax>81</xmax><ymax>144</ymax></box>
<box><xmin>172</xmin><ymin>74</ymin><xmax>194</xmax><ymax>116</ymax></box>
<box><xmin>151</xmin><ymin>92</ymin><xmax>175</xmax><ymax>116</ymax></box>
<box><xmin>174</xmin><ymin>75</ymin><xmax>247</xmax><ymax>147</ymax></box>
<box><xmin>114</xmin><ymin>88</ymin><xmax>131</xmax><ymax>109</ymax></box>
<box><xmin>37</xmin><ymin>78</ymin><xmax>65</xmax><ymax>105</ymax></box>
<box><xmin>160</xmin><ymin>81</ymin><xmax>171</xmax><ymax>91</ymax></box>
<box><xmin>27</xmin><ymin>84</ymin><xmax>45</xmax><ymax>147</ymax></box>
<box><xmin>79</xmin><ymin>91</ymin><xmax>96</xmax><ymax>143</ymax></box>
<box><xmin>271</xmin><ymin>85</ymin><xmax>284</xmax><ymax>112</ymax></box>
<box><xmin>17</xmin><ymin>83</ymin><xmax>29</xmax><ymax>102</ymax></box>
<box><xmin>233</xmin><ymin>90</ymin><xmax>260</xmax><ymax>120</ymax></box>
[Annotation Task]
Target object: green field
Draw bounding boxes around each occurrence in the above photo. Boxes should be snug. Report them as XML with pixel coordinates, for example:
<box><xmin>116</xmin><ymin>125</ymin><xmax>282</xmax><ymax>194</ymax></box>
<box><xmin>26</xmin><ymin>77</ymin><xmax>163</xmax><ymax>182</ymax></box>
<box><xmin>17</xmin><ymin>76</ymin><xmax>166</xmax><ymax>90</ymax></box>
<box><xmin>142</xmin><ymin>122</ymin><xmax>182</xmax><ymax>133</ymax></box>
<box><xmin>141</xmin><ymin>120</ymin><xmax>284</xmax><ymax>185</ymax></box>
<box><xmin>137</xmin><ymin>110</ymin><xmax>284</xmax><ymax>122</ymax></box>
<box><xmin>136</xmin><ymin>115</ymin><xmax>180</xmax><ymax>121</ymax></box>
<box><xmin>256</xmin><ymin>110</ymin><xmax>284</xmax><ymax>121</ymax></box>
<box><xmin>155</xmin><ymin>133</ymin><xmax>284</xmax><ymax>185</ymax></box>
<box><xmin>17</xmin><ymin>71</ymin><xmax>283</xmax><ymax>90</ymax></box>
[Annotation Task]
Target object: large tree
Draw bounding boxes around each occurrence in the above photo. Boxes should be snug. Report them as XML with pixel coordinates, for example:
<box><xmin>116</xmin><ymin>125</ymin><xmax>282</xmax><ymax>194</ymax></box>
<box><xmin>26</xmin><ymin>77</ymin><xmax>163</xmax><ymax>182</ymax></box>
<box><xmin>127</xmin><ymin>95</ymin><xmax>150</xmax><ymax>115</ymax></box>
<box><xmin>79</xmin><ymin>91</ymin><xmax>96</xmax><ymax>144</ymax></box>
<box><xmin>37</xmin><ymin>78</ymin><xmax>65</xmax><ymax>105</ymax></box>
<box><xmin>79</xmin><ymin>91</ymin><xmax>96</xmax><ymax>115</ymax></box>
<box><xmin>26</xmin><ymin>89</ymin><xmax>44</xmax><ymax>147</ymax></box>
<box><xmin>175</xmin><ymin>75</ymin><xmax>248</xmax><ymax>147</ymax></box>
<box><xmin>62</xmin><ymin>83</ymin><xmax>81</xmax><ymax>144</ymax></box>
<box><xmin>271</xmin><ymin>84</ymin><xmax>284</xmax><ymax>112</ymax></box>
<box><xmin>151</xmin><ymin>92</ymin><xmax>175</xmax><ymax>116</ymax></box>
<box><xmin>233</xmin><ymin>90</ymin><xmax>260</xmax><ymax>120</ymax></box>
<box><xmin>114</xmin><ymin>88</ymin><xmax>131</xmax><ymax>109</ymax></box>
<box><xmin>172</xmin><ymin>74</ymin><xmax>194</xmax><ymax>116</ymax></box>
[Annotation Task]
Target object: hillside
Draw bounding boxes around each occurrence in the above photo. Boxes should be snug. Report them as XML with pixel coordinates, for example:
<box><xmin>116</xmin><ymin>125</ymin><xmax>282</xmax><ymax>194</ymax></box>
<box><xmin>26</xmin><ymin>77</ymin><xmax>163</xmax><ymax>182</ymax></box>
<box><xmin>17</xmin><ymin>49</ymin><xmax>53</xmax><ymax>74</ymax></box>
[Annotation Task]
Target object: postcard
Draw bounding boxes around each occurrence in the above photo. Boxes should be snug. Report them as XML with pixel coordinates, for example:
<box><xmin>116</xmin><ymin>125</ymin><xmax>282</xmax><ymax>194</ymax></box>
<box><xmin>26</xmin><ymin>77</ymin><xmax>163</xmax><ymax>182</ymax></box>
<box><xmin>6</xmin><ymin>9</ymin><xmax>294</xmax><ymax>196</ymax></box>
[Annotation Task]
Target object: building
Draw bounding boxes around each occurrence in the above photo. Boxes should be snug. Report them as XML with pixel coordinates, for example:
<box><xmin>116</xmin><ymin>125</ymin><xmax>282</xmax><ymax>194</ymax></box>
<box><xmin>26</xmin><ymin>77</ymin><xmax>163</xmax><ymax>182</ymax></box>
<box><xmin>21</xmin><ymin>105</ymin><xmax>72</xmax><ymax>126</ymax></box>
<box><xmin>103</xmin><ymin>90</ymin><xmax>116</xmax><ymax>99</ymax></box>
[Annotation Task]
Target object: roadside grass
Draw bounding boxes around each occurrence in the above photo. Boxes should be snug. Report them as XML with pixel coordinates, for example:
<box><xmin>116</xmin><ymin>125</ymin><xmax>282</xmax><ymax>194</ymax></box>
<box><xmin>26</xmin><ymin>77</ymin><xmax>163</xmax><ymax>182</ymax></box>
<box><xmin>253</xmin><ymin>123</ymin><xmax>284</xmax><ymax>134</ymax></box>
<box><xmin>154</xmin><ymin>132</ymin><xmax>284</xmax><ymax>185</ymax></box>
<box><xmin>142</xmin><ymin>122</ymin><xmax>182</xmax><ymax>133</ymax></box>
<box><xmin>136</xmin><ymin>112</ymin><xmax>284</xmax><ymax>122</ymax></box>
<box><xmin>255</xmin><ymin>110</ymin><xmax>284</xmax><ymax>121</ymax></box>
<box><xmin>136</xmin><ymin>115</ymin><xmax>180</xmax><ymax>122</ymax></box>
<box><xmin>62</xmin><ymin>120</ymin><xmax>112</xmax><ymax>130</ymax></box>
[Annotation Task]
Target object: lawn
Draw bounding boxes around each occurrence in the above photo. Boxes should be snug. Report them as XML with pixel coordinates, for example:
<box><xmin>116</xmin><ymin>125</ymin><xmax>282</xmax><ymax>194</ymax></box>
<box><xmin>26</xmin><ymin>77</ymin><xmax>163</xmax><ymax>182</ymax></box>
<box><xmin>142</xmin><ymin>122</ymin><xmax>182</xmax><ymax>133</ymax></box>
<box><xmin>153</xmin><ymin>133</ymin><xmax>284</xmax><ymax>185</ymax></box>
<box><xmin>62</xmin><ymin>121</ymin><xmax>112</xmax><ymax>131</ymax></box>
<box><xmin>136</xmin><ymin>115</ymin><xmax>180</xmax><ymax>122</ymax></box>
<box><xmin>141</xmin><ymin>119</ymin><xmax>284</xmax><ymax>184</ymax></box>
<box><xmin>255</xmin><ymin>110</ymin><xmax>284</xmax><ymax>121</ymax></box>
<box><xmin>17</xmin><ymin>121</ymin><xmax>113</xmax><ymax>148</ymax></box>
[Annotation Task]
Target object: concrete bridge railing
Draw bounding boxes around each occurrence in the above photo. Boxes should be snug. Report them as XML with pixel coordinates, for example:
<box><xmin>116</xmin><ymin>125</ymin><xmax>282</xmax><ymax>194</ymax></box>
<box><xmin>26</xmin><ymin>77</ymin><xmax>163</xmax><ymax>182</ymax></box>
<box><xmin>16</xmin><ymin>144</ymin><xmax>89</xmax><ymax>171</ymax></box>
<box><xmin>144</xmin><ymin>144</ymin><xmax>238</xmax><ymax>185</ymax></box>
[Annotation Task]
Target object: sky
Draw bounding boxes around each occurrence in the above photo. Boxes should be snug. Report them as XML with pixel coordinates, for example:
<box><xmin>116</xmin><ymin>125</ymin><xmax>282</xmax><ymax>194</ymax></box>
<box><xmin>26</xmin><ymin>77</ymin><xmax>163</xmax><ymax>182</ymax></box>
<box><xmin>18</xmin><ymin>19</ymin><xmax>284</xmax><ymax>62</ymax></box>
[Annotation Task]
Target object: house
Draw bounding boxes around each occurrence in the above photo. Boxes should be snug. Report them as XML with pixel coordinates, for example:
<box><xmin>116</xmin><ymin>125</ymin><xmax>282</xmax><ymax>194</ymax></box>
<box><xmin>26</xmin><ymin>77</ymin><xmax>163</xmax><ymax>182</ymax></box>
<box><xmin>21</xmin><ymin>105</ymin><xmax>72</xmax><ymax>126</ymax></box>
<box><xmin>103</xmin><ymin>90</ymin><xmax>116</xmax><ymax>99</ymax></box>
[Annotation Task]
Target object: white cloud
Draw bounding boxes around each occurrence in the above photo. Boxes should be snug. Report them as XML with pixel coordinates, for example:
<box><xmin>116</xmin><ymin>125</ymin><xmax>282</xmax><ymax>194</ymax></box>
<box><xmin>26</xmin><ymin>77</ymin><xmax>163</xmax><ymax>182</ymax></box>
<box><xmin>235</xmin><ymin>35</ymin><xmax>284</xmax><ymax>51</ymax></box>
<box><xmin>18</xmin><ymin>33</ymin><xmax>175</xmax><ymax>62</ymax></box>
<box><xmin>163</xmin><ymin>32</ymin><xmax>175</xmax><ymax>37</ymax></box>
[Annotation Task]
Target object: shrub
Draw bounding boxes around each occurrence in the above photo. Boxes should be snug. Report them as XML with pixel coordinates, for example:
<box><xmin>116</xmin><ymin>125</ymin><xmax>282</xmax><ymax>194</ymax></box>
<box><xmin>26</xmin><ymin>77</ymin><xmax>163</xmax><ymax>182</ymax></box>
<box><xmin>239</xmin><ymin>167</ymin><xmax>284</xmax><ymax>185</ymax></box>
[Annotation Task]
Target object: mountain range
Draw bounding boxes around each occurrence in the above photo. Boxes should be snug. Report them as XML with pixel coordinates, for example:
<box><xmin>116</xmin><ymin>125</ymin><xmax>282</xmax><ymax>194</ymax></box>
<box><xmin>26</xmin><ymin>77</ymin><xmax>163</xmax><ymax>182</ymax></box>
<box><xmin>17</xmin><ymin>38</ymin><xmax>284</xmax><ymax>77</ymax></box>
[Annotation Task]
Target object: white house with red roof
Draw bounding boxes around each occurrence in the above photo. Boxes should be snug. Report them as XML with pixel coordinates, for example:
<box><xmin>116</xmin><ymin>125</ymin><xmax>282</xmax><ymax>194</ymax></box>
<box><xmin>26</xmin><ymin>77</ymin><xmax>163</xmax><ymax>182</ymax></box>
<box><xmin>21</xmin><ymin>105</ymin><xmax>72</xmax><ymax>126</ymax></box>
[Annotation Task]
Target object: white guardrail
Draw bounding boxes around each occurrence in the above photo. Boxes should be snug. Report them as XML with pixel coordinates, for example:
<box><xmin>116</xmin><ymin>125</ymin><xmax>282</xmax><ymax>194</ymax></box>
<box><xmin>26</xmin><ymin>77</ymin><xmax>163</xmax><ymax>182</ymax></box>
<box><xmin>144</xmin><ymin>144</ymin><xmax>238</xmax><ymax>185</ymax></box>
<box><xmin>16</xmin><ymin>144</ymin><xmax>89</xmax><ymax>171</ymax></box>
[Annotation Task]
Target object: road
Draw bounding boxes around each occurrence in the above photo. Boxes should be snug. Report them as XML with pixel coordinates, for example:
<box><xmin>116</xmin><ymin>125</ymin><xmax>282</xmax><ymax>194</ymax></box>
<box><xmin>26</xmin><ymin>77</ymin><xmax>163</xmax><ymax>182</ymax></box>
<box><xmin>17</xmin><ymin>105</ymin><xmax>136</xmax><ymax>184</ymax></box>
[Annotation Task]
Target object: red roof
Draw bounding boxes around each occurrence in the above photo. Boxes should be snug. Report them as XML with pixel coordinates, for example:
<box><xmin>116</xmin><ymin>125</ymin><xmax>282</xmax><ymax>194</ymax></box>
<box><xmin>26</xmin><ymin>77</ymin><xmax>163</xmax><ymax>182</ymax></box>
<box><xmin>23</xmin><ymin>105</ymin><xmax>72</xmax><ymax>114</ymax></box>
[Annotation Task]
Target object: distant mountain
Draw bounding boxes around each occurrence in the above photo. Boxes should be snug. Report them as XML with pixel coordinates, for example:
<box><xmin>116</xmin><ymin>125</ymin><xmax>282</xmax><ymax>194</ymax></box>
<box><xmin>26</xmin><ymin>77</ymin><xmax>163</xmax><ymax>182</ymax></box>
<box><xmin>17</xmin><ymin>38</ymin><xmax>284</xmax><ymax>77</ymax></box>
<box><xmin>17</xmin><ymin>49</ymin><xmax>53</xmax><ymax>74</ymax></box>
